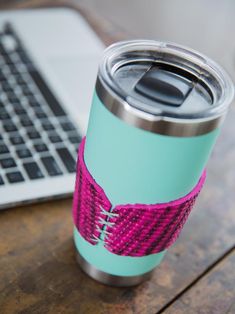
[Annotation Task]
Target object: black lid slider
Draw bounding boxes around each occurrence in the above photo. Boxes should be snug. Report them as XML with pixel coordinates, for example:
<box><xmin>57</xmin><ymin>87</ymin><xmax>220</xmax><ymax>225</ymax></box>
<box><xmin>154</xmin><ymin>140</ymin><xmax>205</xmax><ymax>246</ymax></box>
<box><xmin>135</xmin><ymin>66</ymin><xmax>193</xmax><ymax>107</ymax></box>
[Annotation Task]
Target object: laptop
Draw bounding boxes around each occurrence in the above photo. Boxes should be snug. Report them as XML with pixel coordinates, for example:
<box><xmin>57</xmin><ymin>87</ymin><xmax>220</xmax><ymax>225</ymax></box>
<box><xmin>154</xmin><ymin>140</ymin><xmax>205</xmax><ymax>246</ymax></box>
<box><xmin>0</xmin><ymin>8</ymin><xmax>104</xmax><ymax>209</ymax></box>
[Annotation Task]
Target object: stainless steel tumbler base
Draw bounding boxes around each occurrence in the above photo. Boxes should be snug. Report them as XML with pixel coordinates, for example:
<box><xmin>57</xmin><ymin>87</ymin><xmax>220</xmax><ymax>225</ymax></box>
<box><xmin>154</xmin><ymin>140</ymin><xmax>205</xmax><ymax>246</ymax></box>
<box><xmin>76</xmin><ymin>251</ymin><xmax>153</xmax><ymax>287</ymax></box>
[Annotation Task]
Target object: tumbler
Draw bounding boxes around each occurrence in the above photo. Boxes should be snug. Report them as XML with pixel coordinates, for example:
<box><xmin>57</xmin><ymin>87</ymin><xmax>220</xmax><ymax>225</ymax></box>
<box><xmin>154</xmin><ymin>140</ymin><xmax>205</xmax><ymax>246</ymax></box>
<box><xmin>73</xmin><ymin>40</ymin><xmax>234</xmax><ymax>286</ymax></box>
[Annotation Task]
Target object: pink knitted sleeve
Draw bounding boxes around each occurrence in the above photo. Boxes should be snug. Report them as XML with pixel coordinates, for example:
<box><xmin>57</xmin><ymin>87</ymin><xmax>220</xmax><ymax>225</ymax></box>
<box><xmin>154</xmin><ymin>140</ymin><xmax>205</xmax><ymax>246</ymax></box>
<box><xmin>72</xmin><ymin>138</ymin><xmax>112</xmax><ymax>245</ymax></box>
<box><xmin>104</xmin><ymin>172</ymin><xmax>206</xmax><ymax>256</ymax></box>
<box><xmin>73</xmin><ymin>137</ymin><xmax>206</xmax><ymax>256</ymax></box>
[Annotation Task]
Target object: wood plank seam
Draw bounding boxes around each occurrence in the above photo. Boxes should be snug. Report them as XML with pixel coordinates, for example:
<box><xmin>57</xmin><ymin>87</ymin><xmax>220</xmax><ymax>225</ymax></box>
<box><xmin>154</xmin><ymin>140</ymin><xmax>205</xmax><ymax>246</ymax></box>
<box><xmin>156</xmin><ymin>245</ymin><xmax>235</xmax><ymax>314</ymax></box>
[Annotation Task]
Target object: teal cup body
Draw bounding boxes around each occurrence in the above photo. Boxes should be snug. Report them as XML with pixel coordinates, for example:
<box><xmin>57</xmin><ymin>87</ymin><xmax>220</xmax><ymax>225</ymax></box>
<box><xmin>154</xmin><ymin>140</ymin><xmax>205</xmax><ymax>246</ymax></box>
<box><xmin>73</xmin><ymin>41</ymin><xmax>234</xmax><ymax>286</ymax></box>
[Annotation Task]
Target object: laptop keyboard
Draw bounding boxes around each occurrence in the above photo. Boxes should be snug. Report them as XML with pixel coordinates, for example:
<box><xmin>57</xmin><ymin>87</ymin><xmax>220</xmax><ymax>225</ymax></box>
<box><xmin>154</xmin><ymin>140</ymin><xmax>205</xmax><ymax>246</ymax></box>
<box><xmin>0</xmin><ymin>23</ymin><xmax>81</xmax><ymax>186</ymax></box>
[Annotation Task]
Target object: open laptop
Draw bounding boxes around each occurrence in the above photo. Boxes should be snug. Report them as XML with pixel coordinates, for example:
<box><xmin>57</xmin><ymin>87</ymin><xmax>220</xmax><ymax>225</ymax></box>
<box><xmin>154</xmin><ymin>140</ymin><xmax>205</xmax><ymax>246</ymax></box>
<box><xmin>0</xmin><ymin>8</ymin><xmax>104</xmax><ymax>209</ymax></box>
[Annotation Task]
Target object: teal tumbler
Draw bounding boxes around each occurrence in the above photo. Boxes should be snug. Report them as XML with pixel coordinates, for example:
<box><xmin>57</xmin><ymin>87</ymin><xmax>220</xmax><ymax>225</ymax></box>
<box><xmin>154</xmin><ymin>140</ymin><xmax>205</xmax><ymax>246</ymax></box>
<box><xmin>73</xmin><ymin>40</ymin><xmax>234</xmax><ymax>286</ymax></box>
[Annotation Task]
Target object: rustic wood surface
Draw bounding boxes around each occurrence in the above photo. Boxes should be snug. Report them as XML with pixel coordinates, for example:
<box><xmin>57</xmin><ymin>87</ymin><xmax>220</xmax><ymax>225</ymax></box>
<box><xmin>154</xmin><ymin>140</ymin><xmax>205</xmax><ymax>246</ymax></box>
<box><xmin>164</xmin><ymin>250</ymin><xmax>235</xmax><ymax>314</ymax></box>
<box><xmin>0</xmin><ymin>1</ymin><xmax>234</xmax><ymax>314</ymax></box>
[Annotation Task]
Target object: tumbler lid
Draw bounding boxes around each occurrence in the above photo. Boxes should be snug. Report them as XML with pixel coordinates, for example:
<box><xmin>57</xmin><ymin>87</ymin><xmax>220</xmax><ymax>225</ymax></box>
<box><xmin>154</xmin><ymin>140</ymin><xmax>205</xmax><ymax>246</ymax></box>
<box><xmin>96</xmin><ymin>40</ymin><xmax>234</xmax><ymax>137</ymax></box>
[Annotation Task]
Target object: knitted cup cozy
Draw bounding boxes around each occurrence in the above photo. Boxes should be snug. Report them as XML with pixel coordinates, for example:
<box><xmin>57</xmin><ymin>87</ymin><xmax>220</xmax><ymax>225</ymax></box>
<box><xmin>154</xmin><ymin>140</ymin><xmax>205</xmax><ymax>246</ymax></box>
<box><xmin>73</xmin><ymin>137</ymin><xmax>206</xmax><ymax>257</ymax></box>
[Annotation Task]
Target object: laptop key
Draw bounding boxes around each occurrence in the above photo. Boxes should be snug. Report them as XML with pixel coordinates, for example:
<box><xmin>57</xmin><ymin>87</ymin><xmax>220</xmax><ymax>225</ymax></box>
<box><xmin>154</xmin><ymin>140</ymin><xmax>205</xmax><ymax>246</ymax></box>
<box><xmin>0</xmin><ymin>143</ymin><xmax>9</xmax><ymax>154</ymax></box>
<box><xmin>6</xmin><ymin>171</ymin><xmax>24</xmax><ymax>183</ymax></box>
<box><xmin>10</xmin><ymin>135</ymin><xmax>24</xmax><ymax>145</ymax></box>
<box><xmin>9</xmin><ymin>99</ymin><xmax>21</xmax><ymax>107</ymax></box>
<box><xmin>27</xmin><ymin>130</ymin><xmax>40</xmax><ymax>139</ymax></box>
<box><xmin>0</xmin><ymin>157</ymin><xmax>16</xmax><ymax>168</ymax></box>
<box><xmin>26</xmin><ymin>125</ymin><xmax>37</xmax><ymax>133</ymax></box>
<box><xmin>2</xmin><ymin>81</ymin><xmax>12</xmax><ymax>92</ymax></box>
<box><xmin>9</xmin><ymin>64</ymin><xmax>19</xmax><ymax>75</ymax></box>
<box><xmin>68</xmin><ymin>135</ymin><xmax>81</xmax><ymax>144</ymax></box>
<box><xmin>0</xmin><ymin>107</ymin><xmax>8</xmax><ymax>114</ymax></box>
<box><xmin>33</xmin><ymin>107</ymin><xmax>47</xmax><ymax>119</ymax></box>
<box><xmin>23</xmin><ymin>161</ymin><xmax>44</xmax><ymax>180</ymax></box>
<box><xmin>0</xmin><ymin>175</ymin><xmax>4</xmax><ymax>185</ymax></box>
<box><xmin>35</xmin><ymin>111</ymin><xmax>47</xmax><ymax>119</ymax></box>
<box><xmin>41</xmin><ymin>121</ymin><xmax>54</xmax><ymax>131</ymax></box>
<box><xmin>0</xmin><ymin>110</ymin><xmax>10</xmax><ymax>120</ymax></box>
<box><xmin>28</xmin><ymin>99</ymin><xmax>41</xmax><ymax>108</ymax></box>
<box><xmin>7</xmin><ymin>93</ymin><xmax>18</xmax><ymax>103</ymax></box>
<box><xmin>0</xmin><ymin>71</ymin><xmax>5</xmax><ymax>81</ymax></box>
<box><xmin>56</xmin><ymin>147</ymin><xmax>76</xmax><ymax>173</ymax></box>
<box><xmin>16</xmin><ymin>148</ymin><xmax>32</xmax><ymax>159</ymax></box>
<box><xmin>49</xmin><ymin>133</ymin><xmax>62</xmax><ymax>143</ymax></box>
<box><xmin>34</xmin><ymin>143</ymin><xmax>48</xmax><ymax>153</ymax></box>
<box><xmin>16</xmin><ymin>75</ymin><xmax>26</xmax><ymax>85</ymax></box>
<box><xmin>14</xmin><ymin>106</ymin><xmax>26</xmax><ymax>115</ymax></box>
<box><xmin>41</xmin><ymin>156</ymin><xmax>62</xmax><ymax>176</ymax></box>
<box><xmin>22</xmin><ymin>86</ymin><xmax>33</xmax><ymax>96</ymax></box>
<box><xmin>61</xmin><ymin>121</ymin><xmax>76</xmax><ymax>132</ymax></box>
<box><xmin>4</xmin><ymin>85</ymin><xmax>14</xmax><ymax>94</ymax></box>
<box><xmin>3</xmin><ymin>121</ymin><xmax>17</xmax><ymax>132</ymax></box>
<box><xmin>3</xmin><ymin>53</ymin><xmax>13</xmax><ymax>65</ymax></box>
<box><xmin>20</xmin><ymin>116</ymin><xmax>33</xmax><ymax>127</ymax></box>
<box><xmin>33</xmin><ymin>107</ymin><xmax>44</xmax><ymax>114</ymax></box>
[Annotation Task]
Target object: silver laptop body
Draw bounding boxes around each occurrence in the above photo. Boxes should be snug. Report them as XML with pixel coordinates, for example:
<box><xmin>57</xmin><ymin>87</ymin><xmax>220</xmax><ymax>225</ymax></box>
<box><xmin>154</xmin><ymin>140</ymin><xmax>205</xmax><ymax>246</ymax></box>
<box><xmin>0</xmin><ymin>8</ymin><xmax>104</xmax><ymax>209</ymax></box>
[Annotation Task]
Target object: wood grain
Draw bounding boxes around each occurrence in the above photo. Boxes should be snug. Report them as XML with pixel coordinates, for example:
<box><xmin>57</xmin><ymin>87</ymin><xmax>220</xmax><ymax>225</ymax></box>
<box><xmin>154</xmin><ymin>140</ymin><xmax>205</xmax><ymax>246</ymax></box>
<box><xmin>164</xmin><ymin>250</ymin><xmax>235</xmax><ymax>314</ymax></box>
<box><xmin>0</xmin><ymin>1</ymin><xmax>234</xmax><ymax>314</ymax></box>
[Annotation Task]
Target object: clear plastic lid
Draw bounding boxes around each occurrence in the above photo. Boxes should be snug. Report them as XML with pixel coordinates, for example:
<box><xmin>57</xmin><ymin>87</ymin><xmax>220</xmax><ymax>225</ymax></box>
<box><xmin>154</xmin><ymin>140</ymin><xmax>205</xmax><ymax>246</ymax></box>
<box><xmin>97</xmin><ymin>40</ymin><xmax>234</xmax><ymax>136</ymax></box>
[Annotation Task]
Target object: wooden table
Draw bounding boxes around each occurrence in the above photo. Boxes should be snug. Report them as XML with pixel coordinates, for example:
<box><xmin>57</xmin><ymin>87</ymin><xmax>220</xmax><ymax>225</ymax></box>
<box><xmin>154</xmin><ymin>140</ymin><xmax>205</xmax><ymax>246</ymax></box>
<box><xmin>0</xmin><ymin>2</ymin><xmax>234</xmax><ymax>313</ymax></box>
